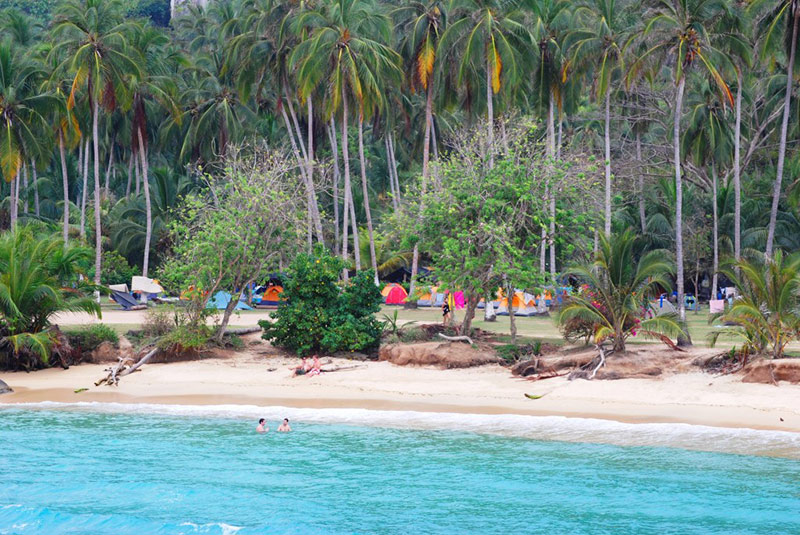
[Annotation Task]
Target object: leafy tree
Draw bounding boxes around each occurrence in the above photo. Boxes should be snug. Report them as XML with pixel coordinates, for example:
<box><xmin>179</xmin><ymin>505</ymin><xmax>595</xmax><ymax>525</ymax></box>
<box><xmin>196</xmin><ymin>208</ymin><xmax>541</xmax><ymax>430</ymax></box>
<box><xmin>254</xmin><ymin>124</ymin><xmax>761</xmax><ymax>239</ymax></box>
<box><xmin>558</xmin><ymin>230</ymin><xmax>685</xmax><ymax>353</ymax></box>
<box><xmin>260</xmin><ymin>248</ymin><xmax>383</xmax><ymax>356</ymax></box>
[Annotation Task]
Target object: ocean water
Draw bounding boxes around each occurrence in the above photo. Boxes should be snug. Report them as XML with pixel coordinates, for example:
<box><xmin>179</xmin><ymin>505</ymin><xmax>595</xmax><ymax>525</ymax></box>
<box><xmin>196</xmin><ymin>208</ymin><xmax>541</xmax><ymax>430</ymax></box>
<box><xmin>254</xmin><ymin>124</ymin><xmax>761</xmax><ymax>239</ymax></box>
<box><xmin>1</xmin><ymin>405</ymin><xmax>799</xmax><ymax>535</ymax></box>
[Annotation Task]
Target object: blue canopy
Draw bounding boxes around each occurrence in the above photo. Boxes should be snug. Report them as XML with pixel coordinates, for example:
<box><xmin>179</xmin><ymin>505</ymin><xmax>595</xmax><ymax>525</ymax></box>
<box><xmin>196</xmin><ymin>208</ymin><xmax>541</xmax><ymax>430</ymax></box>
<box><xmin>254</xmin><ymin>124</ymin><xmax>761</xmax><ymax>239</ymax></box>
<box><xmin>206</xmin><ymin>291</ymin><xmax>253</xmax><ymax>311</ymax></box>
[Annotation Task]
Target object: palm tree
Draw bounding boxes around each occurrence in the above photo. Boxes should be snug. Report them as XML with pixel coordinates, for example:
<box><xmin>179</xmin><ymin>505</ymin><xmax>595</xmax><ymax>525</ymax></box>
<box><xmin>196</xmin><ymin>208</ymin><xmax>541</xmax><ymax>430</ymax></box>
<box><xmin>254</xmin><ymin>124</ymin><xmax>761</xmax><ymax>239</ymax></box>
<box><xmin>0</xmin><ymin>227</ymin><xmax>100</xmax><ymax>369</ymax></box>
<box><xmin>751</xmin><ymin>0</ymin><xmax>800</xmax><ymax>258</ymax></box>
<box><xmin>51</xmin><ymin>0</ymin><xmax>141</xmax><ymax>287</ymax></box>
<box><xmin>292</xmin><ymin>0</ymin><xmax>402</xmax><ymax>280</ymax></box>
<box><xmin>629</xmin><ymin>0</ymin><xmax>733</xmax><ymax>328</ymax></box>
<box><xmin>394</xmin><ymin>0</ymin><xmax>446</xmax><ymax>299</ymax></box>
<box><xmin>710</xmin><ymin>250</ymin><xmax>800</xmax><ymax>359</ymax></box>
<box><xmin>0</xmin><ymin>42</ymin><xmax>55</xmax><ymax>229</ymax></box>
<box><xmin>558</xmin><ymin>230</ymin><xmax>685</xmax><ymax>353</ymax></box>
<box><xmin>441</xmin><ymin>0</ymin><xmax>529</xmax><ymax>168</ymax></box>
<box><xmin>566</xmin><ymin>0</ymin><xmax>626</xmax><ymax>236</ymax></box>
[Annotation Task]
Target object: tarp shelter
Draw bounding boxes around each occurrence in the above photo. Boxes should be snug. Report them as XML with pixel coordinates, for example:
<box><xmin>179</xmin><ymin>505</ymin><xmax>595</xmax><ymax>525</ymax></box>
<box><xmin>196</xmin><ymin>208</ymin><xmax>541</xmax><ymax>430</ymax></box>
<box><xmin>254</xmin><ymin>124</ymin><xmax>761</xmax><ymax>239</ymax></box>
<box><xmin>385</xmin><ymin>285</ymin><xmax>408</xmax><ymax>305</ymax></box>
<box><xmin>383</xmin><ymin>266</ymin><xmax>433</xmax><ymax>283</ymax></box>
<box><xmin>111</xmin><ymin>290</ymin><xmax>142</xmax><ymax>311</ymax></box>
<box><xmin>207</xmin><ymin>291</ymin><xmax>253</xmax><ymax>311</ymax></box>
<box><xmin>131</xmin><ymin>276</ymin><xmax>164</xmax><ymax>298</ymax></box>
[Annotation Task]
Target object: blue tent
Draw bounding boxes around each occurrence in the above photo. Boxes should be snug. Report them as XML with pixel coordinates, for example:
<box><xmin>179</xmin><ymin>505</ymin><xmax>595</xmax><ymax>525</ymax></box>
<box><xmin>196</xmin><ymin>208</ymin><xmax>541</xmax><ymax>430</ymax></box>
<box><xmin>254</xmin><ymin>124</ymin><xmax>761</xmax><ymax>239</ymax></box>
<box><xmin>206</xmin><ymin>291</ymin><xmax>253</xmax><ymax>311</ymax></box>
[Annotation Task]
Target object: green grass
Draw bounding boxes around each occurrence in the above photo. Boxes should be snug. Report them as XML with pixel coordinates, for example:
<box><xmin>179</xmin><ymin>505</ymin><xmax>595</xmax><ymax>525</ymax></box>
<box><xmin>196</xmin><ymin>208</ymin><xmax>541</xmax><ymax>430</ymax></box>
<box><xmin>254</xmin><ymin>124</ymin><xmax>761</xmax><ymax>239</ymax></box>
<box><xmin>379</xmin><ymin>305</ymin><xmax>756</xmax><ymax>349</ymax></box>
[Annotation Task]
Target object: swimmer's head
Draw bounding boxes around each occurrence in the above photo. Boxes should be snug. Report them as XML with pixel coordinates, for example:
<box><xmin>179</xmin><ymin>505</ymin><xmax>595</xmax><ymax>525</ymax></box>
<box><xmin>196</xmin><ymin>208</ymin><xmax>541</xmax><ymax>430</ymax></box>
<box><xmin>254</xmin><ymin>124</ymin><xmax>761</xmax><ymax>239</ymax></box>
<box><xmin>283</xmin><ymin>418</ymin><xmax>289</xmax><ymax>423</ymax></box>
<box><xmin>259</xmin><ymin>418</ymin><xmax>265</xmax><ymax>425</ymax></box>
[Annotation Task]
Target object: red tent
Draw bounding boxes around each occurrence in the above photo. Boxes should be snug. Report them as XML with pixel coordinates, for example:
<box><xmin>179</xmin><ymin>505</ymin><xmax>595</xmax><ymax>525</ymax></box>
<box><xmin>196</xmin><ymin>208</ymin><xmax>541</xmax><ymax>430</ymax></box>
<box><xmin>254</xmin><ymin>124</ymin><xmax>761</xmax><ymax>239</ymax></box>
<box><xmin>385</xmin><ymin>285</ymin><xmax>408</xmax><ymax>305</ymax></box>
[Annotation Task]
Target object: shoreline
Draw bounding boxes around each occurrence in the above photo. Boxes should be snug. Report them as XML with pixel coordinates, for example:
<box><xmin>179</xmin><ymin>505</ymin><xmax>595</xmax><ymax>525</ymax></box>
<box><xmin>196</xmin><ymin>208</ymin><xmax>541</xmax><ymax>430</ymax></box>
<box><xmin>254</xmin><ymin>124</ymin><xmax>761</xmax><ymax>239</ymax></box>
<box><xmin>2</xmin><ymin>351</ymin><xmax>800</xmax><ymax>437</ymax></box>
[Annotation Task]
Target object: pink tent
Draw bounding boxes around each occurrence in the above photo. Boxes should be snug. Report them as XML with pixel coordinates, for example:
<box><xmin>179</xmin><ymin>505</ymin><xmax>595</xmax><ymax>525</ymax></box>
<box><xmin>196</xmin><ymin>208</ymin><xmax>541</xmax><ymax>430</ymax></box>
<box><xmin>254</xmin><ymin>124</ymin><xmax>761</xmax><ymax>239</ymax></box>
<box><xmin>453</xmin><ymin>291</ymin><xmax>465</xmax><ymax>310</ymax></box>
<box><xmin>385</xmin><ymin>285</ymin><xmax>408</xmax><ymax>305</ymax></box>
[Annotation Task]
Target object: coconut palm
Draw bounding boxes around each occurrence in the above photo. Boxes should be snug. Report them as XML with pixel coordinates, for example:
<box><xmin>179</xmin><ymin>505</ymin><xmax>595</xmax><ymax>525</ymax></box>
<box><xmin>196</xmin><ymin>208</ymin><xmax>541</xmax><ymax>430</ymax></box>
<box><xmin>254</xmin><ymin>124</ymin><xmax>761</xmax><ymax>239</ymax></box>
<box><xmin>0</xmin><ymin>42</ymin><xmax>55</xmax><ymax>229</ymax></box>
<box><xmin>628</xmin><ymin>0</ymin><xmax>733</xmax><ymax>328</ymax></box>
<box><xmin>710</xmin><ymin>250</ymin><xmax>800</xmax><ymax>359</ymax></box>
<box><xmin>292</xmin><ymin>0</ymin><xmax>402</xmax><ymax>281</ymax></box>
<box><xmin>558</xmin><ymin>230</ymin><xmax>685</xmax><ymax>353</ymax></box>
<box><xmin>50</xmin><ymin>0</ymin><xmax>142</xmax><ymax>287</ymax></box>
<box><xmin>749</xmin><ymin>0</ymin><xmax>800</xmax><ymax>257</ymax></box>
<box><xmin>393</xmin><ymin>0</ymin><xmax>446</xmax><ymax>300</ymax></box>
<box><xmin>566</xmin><ymin>0</ymin><xmax>627</xmax><ymax>236</ymax></box>
<box><xmin>440</xmin><ymin>0</ymin><xmax>529</xmax><ymax>168</ymax></box>
<box><xmin>0</xmin><ymin>227</ymin><xmax>100</xmax><ymax>369</ymax></box>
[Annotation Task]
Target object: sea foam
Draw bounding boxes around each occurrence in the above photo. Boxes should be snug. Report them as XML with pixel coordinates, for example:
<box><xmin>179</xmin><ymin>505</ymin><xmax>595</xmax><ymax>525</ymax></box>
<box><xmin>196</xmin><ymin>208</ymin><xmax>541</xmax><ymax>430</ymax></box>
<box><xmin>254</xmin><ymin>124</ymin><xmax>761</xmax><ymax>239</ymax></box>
<box><xmin>2</xmin><ymin>401</ymin><xmax>799</xmax><ymax>458</ymax></box>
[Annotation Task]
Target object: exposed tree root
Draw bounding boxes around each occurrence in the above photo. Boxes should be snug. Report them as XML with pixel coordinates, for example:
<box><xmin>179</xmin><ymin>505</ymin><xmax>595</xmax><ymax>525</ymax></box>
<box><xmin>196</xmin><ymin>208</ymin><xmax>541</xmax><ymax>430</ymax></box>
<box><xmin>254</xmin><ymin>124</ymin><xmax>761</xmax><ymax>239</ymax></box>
<box><xmin>95</xmin><ymin>347</ymin><xmax>158</xmax><ymax>386</ymax></box>
<box><xmin>437</xmin><ymin>333</ymin><xmax>474</xmax><ymax>345</ymax></box>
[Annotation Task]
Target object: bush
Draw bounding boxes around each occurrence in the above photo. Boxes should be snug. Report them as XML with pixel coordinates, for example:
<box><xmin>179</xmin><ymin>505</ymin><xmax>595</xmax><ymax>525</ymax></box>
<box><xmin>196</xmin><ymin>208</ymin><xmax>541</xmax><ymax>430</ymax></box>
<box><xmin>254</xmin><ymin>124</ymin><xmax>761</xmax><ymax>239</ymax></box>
<box><xmin>69</xmin><ymin>324</ymin><xmax>119</xmax><ymax>352</ymax></box>
<box><xmin>90</xmin><ymin>250</ymin><xmax>138</xmax><ymax>286</ymax></box>
<box><xmin>260</xmin><ymin>249</ymin><xmax>384</xmax><ymax>356</ymax></box>
<box><xmin>157</xmin><ymin>324</ymin><xmax>212</xmax><ymax>355</ymax></box>
<box><xmin>142</xmin><ymin>306</ymin><xmax>178</xmax><ymax>338</ymax></box>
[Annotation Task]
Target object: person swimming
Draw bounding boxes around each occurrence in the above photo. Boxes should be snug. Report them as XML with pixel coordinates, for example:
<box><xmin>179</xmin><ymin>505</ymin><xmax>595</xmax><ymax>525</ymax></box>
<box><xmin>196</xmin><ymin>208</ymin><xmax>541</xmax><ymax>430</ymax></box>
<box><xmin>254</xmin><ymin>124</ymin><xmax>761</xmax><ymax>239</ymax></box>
<box><xmin>277</xmin><ymin>418</ymin><xmax>291</xmax><ymax>432</ymax></box>
<box><xmin>256</xmin><ymin>418</ymin><xmax>268</xmax><ymax>433</ymax></box>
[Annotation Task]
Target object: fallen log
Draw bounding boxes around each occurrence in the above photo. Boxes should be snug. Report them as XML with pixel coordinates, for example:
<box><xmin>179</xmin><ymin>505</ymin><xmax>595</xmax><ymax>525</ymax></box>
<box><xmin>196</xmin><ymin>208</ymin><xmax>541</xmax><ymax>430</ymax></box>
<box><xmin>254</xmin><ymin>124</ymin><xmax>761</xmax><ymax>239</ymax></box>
<box><xmin>437</xmin><ymin>333</ymin><xmax>474</xmax><ymax>345</ymax></box>
<box><xmin>224</xmin><ymin>327</ymin><xmax>262</xmax><ymax>336</ymax></box>
<box><xmin>119</xmin><ymin>348</ymin><xmax>159</xmax><ymax>377</ymax></box>
<box><xmin>95</xmin><ymin>347</ymin><xmax>158</xmax><ymax>386</ymax></box>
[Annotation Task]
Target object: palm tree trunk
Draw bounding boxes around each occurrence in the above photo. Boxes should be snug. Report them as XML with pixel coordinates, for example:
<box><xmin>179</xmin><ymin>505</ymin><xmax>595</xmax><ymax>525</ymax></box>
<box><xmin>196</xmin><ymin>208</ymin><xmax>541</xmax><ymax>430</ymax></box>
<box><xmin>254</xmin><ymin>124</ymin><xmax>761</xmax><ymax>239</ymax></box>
<box><xmin>637</xmin><ymin>130</ymin><xmax>646</xmax><ymax>234</ymax></box>
<box><xmin>549</xmin><ymin>193</ymin><xmax>556</xmax><ymax>280</ymax></box>
<box><xmin>126</xmin><ymin>152</ymin><xmax>133</xmax><ymax>198</ymax></box>
<box><xmin>409</xmin><ymin>82</ymin><xmax>435</xmax><ymax>305</ymax></box>
<box><xmin>9</xmin><ymin>169</ymin><xmax>18</xmax><ymax>229</ymax></box>
<box><xmin>547</xmin><ymin>91</ymin><xmax>555</xmax><ymax>158</ymax></box>
<box><xmin>32</xmin><ymin>160</ymin><xmax>39</xmax><ymax>218</ymax></box>
<box><xmin>137</xmin><ymin>127</ymin><xmax>153</xmax><ymax>278</ymax></box>
<box><xmin>341</xmin><ymin>91</ymin><xmax>359</xmax><ymax>277</ymax></box>
<box><xmin>134</xmin><ymin>148</ymin><xmax>141</xmax><ymax>196</ymax></box>
<box><xmin>80</xmin><ymin>138</ymin><xmax>88</xmax><ymax>239</ymax></box>
<box><xmin>674</xmin><ymin>75</ymin><xmax>688</xmax><ymax>334</ymax></box>
<box><xmin>328</xmin><ymin>119</ymin><xmax>341</xmax><ymax>254</ymax></box>
<box><xmin>59</xmin><ymin>131</ymin><xmax>70</xmax><ymax>245</ymax></box>
<box><xmin>104</xmin><ymin>144</ymin><xmax>113</xmax><ymax>193</ymax></box>
<box><xmin>556</xmin><ymin>115</ymin><xmax>563</xmax><ymax>160</ymax></box>
<box><xmin>92</xmin><ymin>97</ymin><xmax>102</xmax><ymax>287</ymax></box>
<box><xmin>540</xmin><ymin>183</ymin><xmax>548</xmax><ymax>272</ymax></box>
<box><xmin>603</xmin><ymin>89</ymin><xmax>612</xmax><ymax>236</ymax></box>
<box><xmin>733</xmin><ymin>69</ymin><xmax>742</xmax><ymax>262</ymax></box>
<box><xmin>306</xmin><ymin>96</ymin><xmax>324</xmax><ymax>244</ymax></box>
<box><xmin>357</xmin><ymin>119</ymin><xmax>379</xmax><ymax>283</ymax></box>
<box><xmin>486</xmin><ymin>51</ymin><xmax>495</xmax><ymax>168</ymax></box>
<box><xmin>385</xmin><ymin>136</ymin><xmax>397</xmax><ymax>211</ymax></box>
<box><xmin>766</xmin><ymin>10</ymin><xmax>799</xmax><ymax>258</ymax></box>
<box><xmin>281</xmin><ymin>104</ymin><xmax>319</xmax><ymax>249</ymax></box>
<box><xmin>388</xmin><ymin>134</ymin><xmax>401</xmax><ymax>207</ymax></box>
<box><xmin>711</xmin><ymin>162</ymin><xmax>719</xmax><ymax>301</ymax></box>
<box><xmin>22</xmin><ymin>164</ymin><xmax>28</xmax><ymax>214</ymax></box>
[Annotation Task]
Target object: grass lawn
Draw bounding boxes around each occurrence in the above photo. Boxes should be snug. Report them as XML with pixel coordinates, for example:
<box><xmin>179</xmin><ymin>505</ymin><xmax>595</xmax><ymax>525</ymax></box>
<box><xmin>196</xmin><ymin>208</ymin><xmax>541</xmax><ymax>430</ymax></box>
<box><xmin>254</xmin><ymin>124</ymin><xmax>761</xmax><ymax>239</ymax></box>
<box><xmin>379</xmin><ymin>305</ymin><xmax>749</xmax><ymax>349</ymax></box>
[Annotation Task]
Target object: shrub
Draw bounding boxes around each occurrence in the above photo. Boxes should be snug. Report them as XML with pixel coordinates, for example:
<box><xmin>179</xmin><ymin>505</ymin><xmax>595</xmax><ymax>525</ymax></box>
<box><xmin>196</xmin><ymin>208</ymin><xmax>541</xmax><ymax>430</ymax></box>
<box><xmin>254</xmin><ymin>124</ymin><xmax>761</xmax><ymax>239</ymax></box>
<box><xmin>142</xmin><ymin>306</ymin><xmax>178</xmax><ymax>338</ymax></box>
<box><xmin>69</xmin><ymin>324</ymin><xmax>119</xmax><ymax>352</ymax></box>
<box><xmin>90</xmin><ymin>250</ymin><xmax>138</xmax><ymax>286</ymax></box>
<box><xmin>260</xmin><ymin>249</ymin><xmax>384</xmax><ymax>356</ymax></box>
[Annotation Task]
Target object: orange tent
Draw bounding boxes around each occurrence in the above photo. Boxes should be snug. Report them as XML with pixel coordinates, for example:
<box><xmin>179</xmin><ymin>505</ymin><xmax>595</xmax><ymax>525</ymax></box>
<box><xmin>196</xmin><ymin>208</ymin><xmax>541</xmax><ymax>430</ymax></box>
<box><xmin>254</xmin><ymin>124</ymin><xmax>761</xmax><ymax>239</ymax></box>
<box><xmin>260</xmin><ymin>285</ymin><xmax>284</xmax><ymax>304</ymax></box>
<box><xmin>385</xmin><ymin>285</ymin><xmax>408</xmax><ymax>305</ymax></box>
<box><xmin>498</xmin><ymin>292</ymin><xmax>527</xmax><ymax>310</ymax></box>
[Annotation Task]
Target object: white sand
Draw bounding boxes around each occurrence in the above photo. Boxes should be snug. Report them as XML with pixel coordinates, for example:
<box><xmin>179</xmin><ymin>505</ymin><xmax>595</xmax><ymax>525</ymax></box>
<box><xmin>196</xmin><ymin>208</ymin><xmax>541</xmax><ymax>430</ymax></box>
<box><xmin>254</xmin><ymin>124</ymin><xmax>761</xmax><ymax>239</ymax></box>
<box><xmin>3</xmin><ymin>346</ymin><xmax>799</xmax><ymax>433</ymax></box>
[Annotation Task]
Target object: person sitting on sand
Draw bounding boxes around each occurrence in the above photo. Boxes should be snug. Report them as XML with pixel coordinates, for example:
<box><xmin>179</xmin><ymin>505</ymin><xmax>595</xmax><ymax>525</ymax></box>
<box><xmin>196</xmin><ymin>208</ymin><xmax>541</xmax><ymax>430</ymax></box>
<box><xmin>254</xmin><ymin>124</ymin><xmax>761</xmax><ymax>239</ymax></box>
<box><xmin>256</xmin><ymin>418</ymin><xmax>268</xmax><ymax>433</ymax></box>
<box><xmin>290</xmin><ymin>358</ymin><xmax>311</xmax><ymax>376</ymax></box>
<box><xmin>307</xmin><ymin>355</ymin><xmax>322</xmax><ymax>377</ymax></box>
<box><xmin>277</xmin><ymin>418</ymin><xmax>291</xmax><ymax>432</ymax></box>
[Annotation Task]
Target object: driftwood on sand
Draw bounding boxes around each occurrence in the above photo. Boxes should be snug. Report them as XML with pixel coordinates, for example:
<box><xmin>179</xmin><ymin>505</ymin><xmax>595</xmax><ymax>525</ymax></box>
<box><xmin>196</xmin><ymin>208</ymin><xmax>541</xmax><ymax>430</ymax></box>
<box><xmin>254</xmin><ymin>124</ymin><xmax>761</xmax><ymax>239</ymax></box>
<box><xmin>95</xmin><ymin>347</ymin><xmax>159</xmax><ymax>386</ymax></box>
<box><xmin>437</xmin><ymin>333</ymin><xmax>474</xmax><ymax>345</ymax></box>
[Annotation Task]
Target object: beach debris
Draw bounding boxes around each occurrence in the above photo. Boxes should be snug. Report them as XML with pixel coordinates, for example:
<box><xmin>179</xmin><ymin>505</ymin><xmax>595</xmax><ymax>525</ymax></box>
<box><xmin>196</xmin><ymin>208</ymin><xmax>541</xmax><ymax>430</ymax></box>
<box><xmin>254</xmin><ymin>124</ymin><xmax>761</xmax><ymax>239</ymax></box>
<box><xmin>568</xmin><ymin>345</ymin><xmax>609</xmax><ymax>381</ymax></box>
<box><xmin>524</xmin><ymin>393</ymin><xmax>545</xmax><ymax>400</ymax></box>
<box><xmin>0</xmin><ymin>379</ymin><xmax>12</xmax><ymax>394</ymax></box>
<box><xmin>95</xmin><ymin>347</ymin><xmax>159</xmax><ymax>386</ymax></box>
<box><xmin>437</xmin><ymin>333</ymin><xmax>474</xmax><ymax>345</ymax></box>
<box><xmin>74</xmin><ymin>388</ymin><xmax>88</xmax><ymax>393</ymax></box>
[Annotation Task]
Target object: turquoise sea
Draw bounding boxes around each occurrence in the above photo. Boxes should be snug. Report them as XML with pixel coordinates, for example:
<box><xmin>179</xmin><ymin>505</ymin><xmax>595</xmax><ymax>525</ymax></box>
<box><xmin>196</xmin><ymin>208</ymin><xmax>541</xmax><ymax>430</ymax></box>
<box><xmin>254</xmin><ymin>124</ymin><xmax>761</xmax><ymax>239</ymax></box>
<box><xmin>1</xmin><ymin>404</ymin><xmax>799</xmax><ymax>535</ymax></box>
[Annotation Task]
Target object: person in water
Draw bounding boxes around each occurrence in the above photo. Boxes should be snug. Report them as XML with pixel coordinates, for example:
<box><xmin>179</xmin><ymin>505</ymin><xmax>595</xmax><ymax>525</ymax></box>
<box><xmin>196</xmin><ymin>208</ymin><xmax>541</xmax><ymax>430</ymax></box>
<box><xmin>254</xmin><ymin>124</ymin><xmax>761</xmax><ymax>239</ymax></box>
<box><xmin>277</xmin><ymin>418</ymin><xmax>291</xmax><ymax>432</ymax></box>
<box><xmin>256</xmin><ymin>418</ymin><xmax>268</xmax><ymax>433</ymax></box>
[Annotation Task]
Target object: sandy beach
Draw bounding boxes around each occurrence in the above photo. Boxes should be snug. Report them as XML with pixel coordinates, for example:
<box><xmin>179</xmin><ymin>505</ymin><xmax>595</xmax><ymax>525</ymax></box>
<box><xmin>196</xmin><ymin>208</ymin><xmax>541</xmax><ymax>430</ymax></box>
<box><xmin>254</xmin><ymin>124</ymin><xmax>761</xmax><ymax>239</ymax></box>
<box><xmin>3</xmin><ymin>346</ymin><xmax>800</xmax><ymax>434</ymax></box>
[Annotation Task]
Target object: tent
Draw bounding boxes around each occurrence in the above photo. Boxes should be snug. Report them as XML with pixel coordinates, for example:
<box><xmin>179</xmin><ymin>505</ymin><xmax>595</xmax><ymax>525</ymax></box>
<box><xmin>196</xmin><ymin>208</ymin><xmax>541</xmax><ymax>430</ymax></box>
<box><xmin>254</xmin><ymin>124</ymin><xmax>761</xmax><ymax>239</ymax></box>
<box><xmin>416</xmin><ymin>287</ymin><xmax>438</xmax><ymax>307</ymax></box>
<box><xmin>649</xmin><ymin>295</ymin><xmax>677</xmax><ymax>316</ymax></box>
<box><xmin>206</xmin><ymin>291</ymin><xmax>253</xmax><ymax>311</ymax></box>
<box><xmin>131</xmin><ymin>276</ymin><xmax>164</xmax><ymax>298</ymax></box>
<box><xmin>381</xmin><ymin>283</ymin><xmax>402</xmax><ymax>298</ymax></box>
<box><xmin>496</xmin><ymin>292</ymin><xmax>538</xmax><ymax>316</ymax></box>
<box><xmin>385</xmin><ymin>285</ymin><xmax>408</xmax><ymax>305</ymax></box>
<box><xmin>256</xmin><ymin>285</ymin><xmax>284</xmax><ymax>306</ymax></box>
